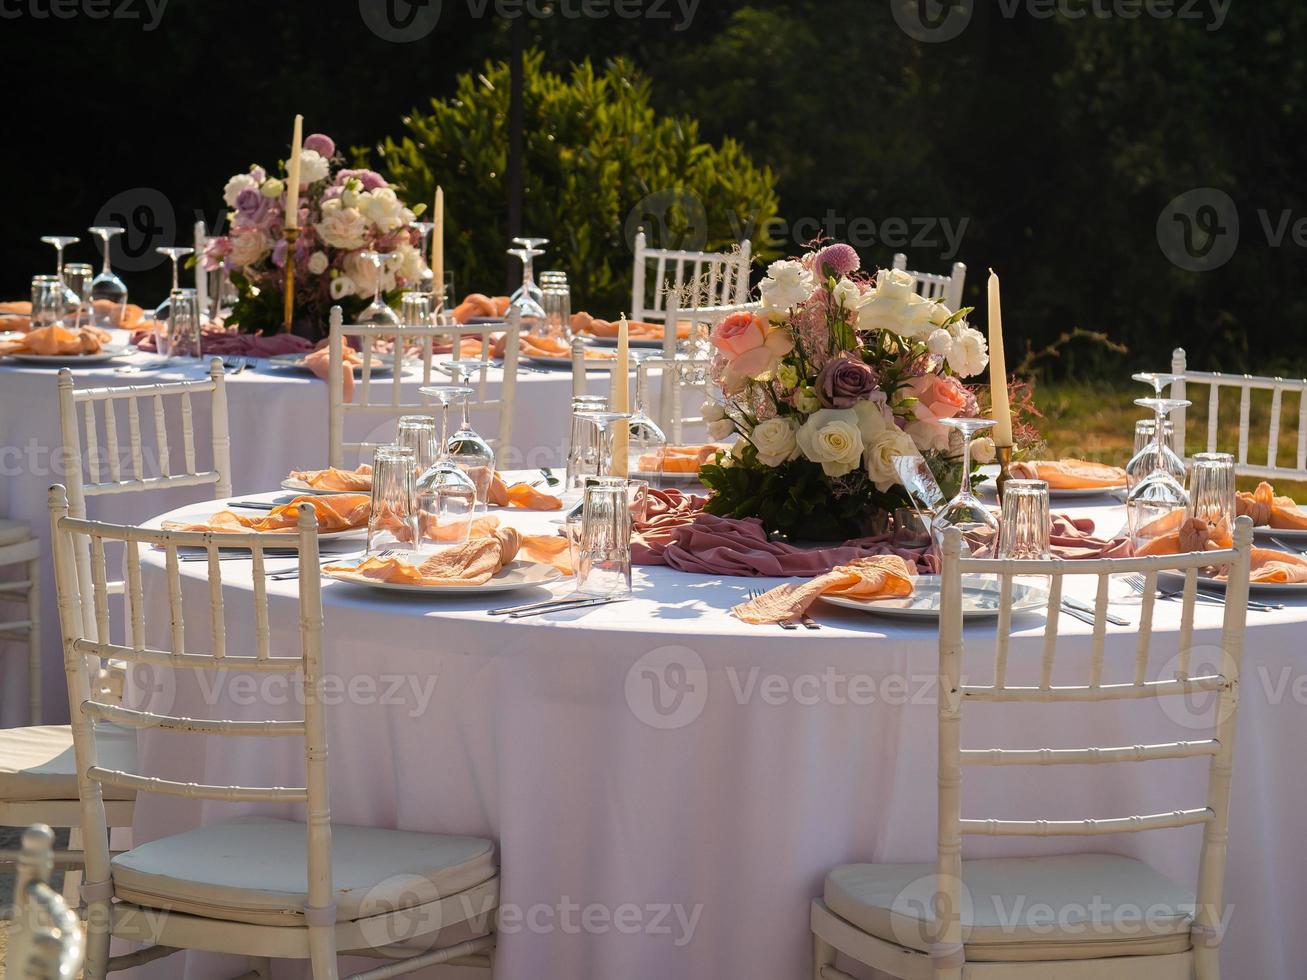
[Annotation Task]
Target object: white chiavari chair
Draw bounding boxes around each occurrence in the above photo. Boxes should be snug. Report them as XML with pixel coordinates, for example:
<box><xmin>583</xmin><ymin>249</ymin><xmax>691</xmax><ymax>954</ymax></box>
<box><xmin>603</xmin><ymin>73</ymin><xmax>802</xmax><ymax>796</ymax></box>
<box><xmin>0</xmin><ymin>517</ymin><xmax>41</xmax><ymax>723</ymax></box>
<box><xmin>892</xmin><ymin>253</ymin><xmax>967</xmax><ymax>311</ymax></box>
<box><xmin>812</xmin><ymin>519</ymin><xmax>1254</xmax><ymax>980</ymax></box>
<box><xmin>631</xmin><ymin>228</ymin><xmax>752</xmax><ymax>325</ymax></box>
<box><xmin>6</xmin><ymin>823</ymin><xmax>85</xmax><ymax>979</ymax></box>
<box><xmin>326</xmin><ymin>306</ymin><xmax>521</xmax><ymax>469</ymax></box>
<box><xmin>49</xmin><ymin>488</ymin><xmax>500</xmax><ymax>979</ymax></box>
<box><xmin>1168</xmin><ymin>347</ymin><xmax>1307</xmax><ymax>482</ymax></box>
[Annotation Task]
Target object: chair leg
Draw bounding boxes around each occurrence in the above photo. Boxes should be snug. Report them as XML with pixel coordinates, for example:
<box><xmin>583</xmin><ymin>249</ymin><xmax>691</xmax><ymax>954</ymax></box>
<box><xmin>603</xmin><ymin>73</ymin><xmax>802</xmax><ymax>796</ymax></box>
<box><xmin>1194</xmin><ymin>945</ymin><xmax>1220</xmax><ymax>980</ymax></box>
<box><xmin>84</xmin><ymin>896</ymin><xmax>113</xmax><ymax>979</ymax></box>
<box><xmin>308</xmin><ymin>924</ymin><xmax>340</xmax><ymax>980</ymax></box>
<box><xmin>813</xmin><ymin>933</ymin><xmax>837</xmax><ymax>979</ymax></box>
<box><xmin>28</xmin><ymin>554</ymin><xmax>41</xmax><ymax>725</ymax></box>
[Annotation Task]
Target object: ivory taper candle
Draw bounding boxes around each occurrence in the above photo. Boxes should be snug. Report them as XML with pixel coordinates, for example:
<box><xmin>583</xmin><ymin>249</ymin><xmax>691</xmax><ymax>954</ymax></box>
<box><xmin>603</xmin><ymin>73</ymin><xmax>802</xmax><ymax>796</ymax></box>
<box><xmin>611</xmin><ymin>314</ymin><xmax>630</xmax><ymax>477</ymax></box>
<box><xmin>987</xmin><ymin>268</ymin><xmax>1014</xmax><ymax>446</ymax></box>
<box><xmin>284</xmin><ymin>115</ymin><xmax>303</xmax><ymax>230</ymax></box>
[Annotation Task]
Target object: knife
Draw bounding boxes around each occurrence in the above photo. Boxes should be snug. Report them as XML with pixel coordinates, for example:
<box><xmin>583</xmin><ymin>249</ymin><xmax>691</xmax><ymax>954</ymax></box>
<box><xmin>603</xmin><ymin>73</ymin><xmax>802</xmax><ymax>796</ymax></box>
<box><xmin>489</xmin><ymin>593</ymin><xmax>595</xmax><ymax>616</ymax></box>
<box><xmin>507</xmin><ymin>596</ymin><xmax>628</xmax><ymax>619</ymax></box>
<box><xmin>1061</xmin><ymin>597</ymin><xmax>1131</xmax><ymax>626</ymax></box>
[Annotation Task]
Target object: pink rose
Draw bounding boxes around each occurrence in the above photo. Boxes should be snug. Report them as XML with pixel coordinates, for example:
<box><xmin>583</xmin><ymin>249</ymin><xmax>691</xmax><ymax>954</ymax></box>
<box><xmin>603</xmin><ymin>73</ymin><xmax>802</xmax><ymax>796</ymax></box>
<box><xmin>710</xmin><ymin>311</ymin><xmax>768</xmax><ymax>358</ymax></box>
<box><xmin>902</xmin><ymin>374</ymin><xmax>976</xmax><ymax>453</ymax></box>
<box><xmin>711</xmin><ymin>313</ymin><xmax>795</xmax><ymax>394</ymax></box>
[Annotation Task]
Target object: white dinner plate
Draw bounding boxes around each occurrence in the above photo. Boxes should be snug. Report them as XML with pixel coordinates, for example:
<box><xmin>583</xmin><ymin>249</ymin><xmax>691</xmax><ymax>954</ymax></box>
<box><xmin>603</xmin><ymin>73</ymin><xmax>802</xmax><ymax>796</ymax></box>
<box><xmin>1159</xmin><ymin>567</ymin><xmax>1307</xmax><ymax>595</ymax></box>
<box><xmin>586</xmin><ymin>334</ymin><xmax>666</xmax><ymax>350</ymax></box>
<box><xmin>267</xmin><ymin>352</ymin><xmax>397</xmax><ymax>375</ymax></box>
<box><xmin>280</xmin><ymin>478</ymin><xmax>371</xmax><ymax>496</ymax></box>
<box><xmin>1251</xmin><ymin>508</ymin><xmax>1307</xmax><ymax>542</ymax></box>
<box><xmin>522</xmin><ymin>353</ymin><xmax>615</xmax><ymax>371</ymax></box>
<box><xmin>821</xmin><ymin>574</ymin><xmax>1050</xmax><ymax>621</ymax></box>
<box><xmin>323</xmin><ymin>559</ymin><xmax>562</xmax><ymax>594</ymax></box>
<box><xmin>9</xmin><ymin>343</ymin><xmax>132</xmax><ymax>365</ymax></box>
<box><xmin>978</xmin><ymin>477</ymin><xmax>1126</xmax><ymax>499</ymax></box>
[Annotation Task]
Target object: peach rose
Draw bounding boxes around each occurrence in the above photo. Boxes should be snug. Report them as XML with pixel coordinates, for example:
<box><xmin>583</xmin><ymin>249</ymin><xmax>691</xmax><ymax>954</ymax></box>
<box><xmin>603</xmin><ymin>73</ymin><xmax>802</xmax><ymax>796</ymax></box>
<box><xmin>710</xmin><ymin>312</ymin><xmax>769</xmax><ymax>359</ymax></box>
<box><xmin>902</xmin><ymin>373</ymin><xmax>975</xmax><ymax>453</ymax></box>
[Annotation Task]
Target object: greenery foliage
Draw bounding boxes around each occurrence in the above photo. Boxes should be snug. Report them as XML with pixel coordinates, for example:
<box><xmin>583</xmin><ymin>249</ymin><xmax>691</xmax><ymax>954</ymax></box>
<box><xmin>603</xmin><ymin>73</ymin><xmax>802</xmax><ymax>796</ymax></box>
<box><xmin>366</xmin><ymin>51</ymin><xmax>780</xmax><ymax>314</ymax></box>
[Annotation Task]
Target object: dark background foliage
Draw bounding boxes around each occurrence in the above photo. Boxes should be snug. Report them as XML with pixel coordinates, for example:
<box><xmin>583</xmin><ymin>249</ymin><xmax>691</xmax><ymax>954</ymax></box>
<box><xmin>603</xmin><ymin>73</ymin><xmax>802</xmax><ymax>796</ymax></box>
<box><xmin>3</xmin><ymin>0</ymin><xmax>1302</xmax><ymax>377</ymax></box>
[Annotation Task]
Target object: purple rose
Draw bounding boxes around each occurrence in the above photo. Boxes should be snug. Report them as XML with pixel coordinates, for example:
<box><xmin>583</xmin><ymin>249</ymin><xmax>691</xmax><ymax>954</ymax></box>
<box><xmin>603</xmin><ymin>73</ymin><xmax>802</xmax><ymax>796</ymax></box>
<box><xmin>817</xmin><ymin>354</ymin><xmax>879</xmax><ymax>408</ymax></box>
<box><xmin>337</xmin><ymin>168</ymin><xmax>387</xmax><ymax>191</ymax></box>
<box><xmin>233</xmin><ymin>187</ymin><xmax>272</xmax><ymax>228</ymax></box>
<box><xmin>303</xmin><ymin>133</ymin><xmax>336</xmax><ymax>158</ymax></box>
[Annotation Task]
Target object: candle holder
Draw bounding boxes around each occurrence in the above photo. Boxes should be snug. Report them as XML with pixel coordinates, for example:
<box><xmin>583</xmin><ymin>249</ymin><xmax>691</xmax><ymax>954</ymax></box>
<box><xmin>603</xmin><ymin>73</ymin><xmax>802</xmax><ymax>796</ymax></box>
<box><xmin>995</xmin><ymin>444</ymin><xmax>1015</xmax><ymax>503</ymax></box>
<box><xmin>281</xmin><ymin>227</ymin><xmax>299</xmax><ymax>334</ymax></box>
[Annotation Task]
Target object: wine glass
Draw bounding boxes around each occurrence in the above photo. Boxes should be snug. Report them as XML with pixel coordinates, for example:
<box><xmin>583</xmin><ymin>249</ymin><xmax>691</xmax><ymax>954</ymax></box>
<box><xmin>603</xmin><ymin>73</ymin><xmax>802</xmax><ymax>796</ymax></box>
<box><xmin>1126</xmin><ymin>417</ymin><xmax>1185</xmax><ymax>490</ymax></box>
<box><xmin>152</xmin><ymin>246</ymin><xmax>194</xmax><ymax>324</ymax></box>
<box><xmin>88</xmin><ymin>226</ymin><xmax>129</xmax><ymax>328</ymax></box>
<box><xmin>439</xmin><ymin>362</ymin><xmax>496</xmax><ymax>508</ymax></box>
<box><xmin>1127</xmin><ymin>396</ymin><xmax>1192</xmax><ymax>545</ymax></box>
<box><xmin>626</xmin><ymin>352</ymin><xmax>668</xmax><ymax>485</ymax></box>
<box><xmin>410</xmin><ymin>221</ymin><xmax>435</xmax><ymax>295</ymax></box>
<box><xmin>357</xmin><ymin>250</ymin><xmax>400</xmax><ymax>326</ymax></box>
<box><xmin>41</xmin><ymin>236</ymin><xmax>83</xmax><ymax>324</ymax></box>
<box><xmin>932</xmin><ymin>418</ymin><xmax>1000</xmax><ymax>557</ymax></box>
<box><xmin>414</xmin><ymin>386</ymin><xmax>479</xmax><ymax>549</ymax></box>
<box><xmin>504</xmin><ymin>249</ymin><xmax>546</xmax><ymax>326</ymax></box>
<box><xmin>574</xmin><ymin>409</ymin><xmax>635</xmax><ymax>480</ymax></box>
<box><xmin>511</xmin><ymin>235</ymin><xmax>549</xmax><ymax>306</ymax></box>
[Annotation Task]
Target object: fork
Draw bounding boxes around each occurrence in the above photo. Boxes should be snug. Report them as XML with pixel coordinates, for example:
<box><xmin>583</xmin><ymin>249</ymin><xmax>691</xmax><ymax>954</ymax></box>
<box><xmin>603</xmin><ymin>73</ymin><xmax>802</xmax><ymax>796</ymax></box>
<box><xmin>749</xmin><ymin>588</ymin><xmax>799</xmax><ymax>630</ymax></box>
<box><xmin>222</xmin><ymin>356</ymin><xmax>248</xmax><ymax>375</ymax></box>
<box><xmin>1271</xmin><ymin>536</ymin><xmax>1306</xmax><ymax>556</ymax></box>
<box><xmin>1124</xmin><ymin>572</ymin><xmax>1281</xmax><ymax>612</ymax></box>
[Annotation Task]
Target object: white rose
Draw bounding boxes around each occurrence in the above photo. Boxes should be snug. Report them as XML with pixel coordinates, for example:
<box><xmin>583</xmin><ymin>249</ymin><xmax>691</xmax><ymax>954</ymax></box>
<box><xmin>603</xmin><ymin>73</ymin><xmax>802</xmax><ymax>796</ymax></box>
<box><xmin>298</xmin><ymin>148</ymin><xmax>330</xmax><ymax>185</ymax></box>
<box><xmin>359</xmin><ymin>187</ymin><xmax>406</xmax><ymax>233</ymax></box>
<box><xmin>759</xmin><ymin>259</ymin><xmax>815</xmax><ymax>312</ymax></box>
<box><xmin>852</xmin><ymin>398</ymin><xmax>891</xmax><ymax>444</ymax></box>
<box><xmin>900</xmin><ymin>295</ymin><xmax>949</xmax><ymax>339</ymax></box>
<box><xmin>223</xmin><ymin>172</ymin><xmax>258</xmax><ymax>207</ymax></box>
<box><xmin>340</xmin><ymin>188</ymin><xmax>360</xmax><ymax>209</ymax></box>
<box><xmin>316</xmin><ymin>199</ymin><xmax>368</xmax><ymax>251</ymax></box>
<box><xmin>701</xmin><ymin>400</ymin><xmax>726</xmax><ymax>423</ymax></box>
<box><xmin>876</xmin><ymin>268</ymin><xmax>917</xmax><ymax>300</ymax></box>
<box><xmin>307</xmin><ymin>251</ymin><xmax>329</xmax><ymax>275</ymax></box>
<box><xmin>927</xmin><ymin>327</ymin><xmax>953</xmax><ymax>357</ymax></box>
<box><xmin>750</xmin><ymin>417</ymin><xmax>799</xmax><ymax>467</ymax></box>
<box><xmin>344</xmin><ymin>250</ymin><xmax>397</xmax><ymax>297</ymax></box>
<box><xmin>946</xmin><ymin>324</ymin><xmax>989</xmax><ymax>378</ymax></box>
<box><xmin>707</xmin><ymin>418</ymin><xmax>736</xmax><ymax>441</ymax></box>
<box><xmin>227</xmin><ymin>229</ymin><xmax>271</xmax><ymax>268</ymax></box>
<box><xmin>864</xmin><ymin>426</ymin><xmax>920</xmax><ymax>492</ymax></box>
<box><xmin>971</xmin><ymin>436</ymin><xmax>997</xmax><ymax>466</ymax></box>
<box><xmin>832</xmin><ymin>277</ymin><xmax>862</xmax><ymax>312</ymax></box>
<box><xmin>329</xmin><ymin>274</ymin><xmax>356</xmax><ymax>301</ymax></box>
<box><xmin>390</xmin><ymin>242</ymin><xmax>425</xmax><ymax>284</ymax></box>
<box><xmin>795</xmin><ymin>408</ymin><xmax>864</xmax><ymax>478</ymax></box>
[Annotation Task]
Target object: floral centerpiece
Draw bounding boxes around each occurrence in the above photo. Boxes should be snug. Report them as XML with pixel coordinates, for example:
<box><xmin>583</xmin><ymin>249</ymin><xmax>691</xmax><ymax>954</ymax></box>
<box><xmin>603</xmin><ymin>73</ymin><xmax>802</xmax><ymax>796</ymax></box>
<box><xmin>203</xmin><ymin>133</ymin><xmax>429</xmax><ymax>338</ymax></box>
<box><xmin>699</xmin><ymin>243</ymin><xmax>993</xmax><ymax>541</ymax></box>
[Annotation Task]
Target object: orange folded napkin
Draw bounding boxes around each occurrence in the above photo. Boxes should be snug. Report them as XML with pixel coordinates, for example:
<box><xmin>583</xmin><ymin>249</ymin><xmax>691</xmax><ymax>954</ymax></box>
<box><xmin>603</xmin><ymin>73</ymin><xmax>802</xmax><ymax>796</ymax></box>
<box><xmin>163</xmin><ymin>494</ymin><xmax>371</xmax><ymax>534</ymax></box>
<box><xmin>451</xmin><ymin>294</ymin><xmax>510</xmax><ymax>323</ymax></box>
<box><xmin>287</xmin><ymin>465</ymin><xmax>373</xmax><ymax>493</ymax></box>
<box><xmin>1009</xmin><ymin>458</ymin><xmax>1127</xmax><ymax>490</ymax></box>
<box><xmin>488</xmin><ymin>472</ymin><xmax>562</xmax><ymax>510</ymax></box>
<box><xmin>730</xmin><ymin>555</ymin><xmax>916</xmax><ymax>625</ymax></box>
<box><xmin>571</xmin><ymin>312</ymin><xmax>687</xmax><ymax>341</ymax></box>
<box><xmin>643</xmin><ymin>444</ymin><xmax>727</xmax><ymax>474</ymax></box>
<box><xmin>1236</xmin><ymin>482</ymin><xmax>1307</xmax><ymax>530</ymax></box>
<box><xmin>325</xmin><ymin>526</ymin><xmax>523</xmax><ymax>587</ymax></box>
<box><xmin>0</xmin><ymin>324</ymin><xmax>108</xmax><ymax>356</ymax></box>
<box><xmin>1135</xmin><ymin>514</ymin><xmax>1233</xmax><ymax>557</ymax></box>
<box><xmin>1248</xmin><ymin>547</ymin><xmax>1307</xmax><ymax>583</ymax></box>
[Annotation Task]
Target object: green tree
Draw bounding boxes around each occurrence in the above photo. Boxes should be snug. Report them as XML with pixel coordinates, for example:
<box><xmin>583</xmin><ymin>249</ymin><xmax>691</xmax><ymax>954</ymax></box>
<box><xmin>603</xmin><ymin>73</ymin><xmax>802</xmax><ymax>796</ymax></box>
<box><xmin>364</xmin><ymin>51</ymin><xmax>780</xmax><ymax>314</ymax></box>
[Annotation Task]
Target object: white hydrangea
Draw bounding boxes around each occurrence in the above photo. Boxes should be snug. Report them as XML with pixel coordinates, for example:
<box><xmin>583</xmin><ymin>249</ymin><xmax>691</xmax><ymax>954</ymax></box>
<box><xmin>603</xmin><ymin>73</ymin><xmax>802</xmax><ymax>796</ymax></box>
<box><xmin>946</xmin><ymin>323</ymin><xmax>989</xmax><ymax>378</ymax></box>
<box><xmin>298</xmin><ymin>148</ymin><xmax>330</xmax><ymax>185</ymax></box>
<box><xmin>222</xmin><ymin>172</ymin><xmax>259</xmax><ymax>208</ymax></box>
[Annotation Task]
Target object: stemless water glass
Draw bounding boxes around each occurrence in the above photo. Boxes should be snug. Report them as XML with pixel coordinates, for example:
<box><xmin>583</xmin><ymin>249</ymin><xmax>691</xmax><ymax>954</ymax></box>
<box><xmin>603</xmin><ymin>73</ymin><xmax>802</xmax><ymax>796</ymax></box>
<box><xmin>933</xmin><ymin>418</ymin><xmax>1001</xmax><ymax>556</ymax></box>
<box><xmin>30</xmin><ymin>276</ymin><xmax>66</xmax><ymax>330</ymax></box>
<box><xmin>1127</xmin><ymin>396</ymin><xmax>1192</xmax><ymax>545</ymax></box>
<box><xmin>575</xmin><ymin>482</ymin><xmax>633</xmax><ymax>597</ymax></box>
<box><xmin>396</xmin><ymin>415</ymin><xmax>440</xmax><ymax>473</ymax></box>
<box><xmin>566</xmin><ymin>395</ymin><xmax>609</xmax><ymax>492</ymax></box>
<box><xmin>166</xmin><ymin>289</ymin><xmax>202</xmax><ymax>358</ymax></box>
<box><xmin>997</xmin><ymin>480</ymin><xmax>1052</xmax><ymax>559</ymax></box>
<box><xmin>540</xmin><ymin>272</ymin><xmax>571</xmax><ymax>339</ymax></box>
<box><xmin>401</xmin><ymin>291</ymin><xmax>431</xmax><ymax>329</ymax></box>
<box><xmin>585</xmin><ymin>476</ymin><xmax>650</xmax><ymax>524</ymax></box>
<box><xmin>1188</xmin><ymin>452</ymin><xmax>1236</xmax><ymax>533</ymax></box>
<box><xmin>367</xmin><ymin>446</ymin><xmax>418</xmax><ymax>555</ymax></box>
<box><xmin>63</xmin><ymin>262</ymin><xmax>93</xmax><ymax>326</ymax></box>
<box><xmin>88</xmin><ymin>225</ymin><xmax>128</xmax><ymax>327</ymax></box>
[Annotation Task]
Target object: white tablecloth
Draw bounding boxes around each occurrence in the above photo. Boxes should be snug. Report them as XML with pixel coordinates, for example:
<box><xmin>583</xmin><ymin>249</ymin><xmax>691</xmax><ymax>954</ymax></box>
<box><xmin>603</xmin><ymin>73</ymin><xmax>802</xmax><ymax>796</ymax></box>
<box><xmin>122</xmin><ymin>495</ymin><xmax>1306</xmax><ymax>979</ymax></box>
<box><xmin>0</xmin><ymin>346</ymin><xmax>609</xmax><ymax>725</ymax></box>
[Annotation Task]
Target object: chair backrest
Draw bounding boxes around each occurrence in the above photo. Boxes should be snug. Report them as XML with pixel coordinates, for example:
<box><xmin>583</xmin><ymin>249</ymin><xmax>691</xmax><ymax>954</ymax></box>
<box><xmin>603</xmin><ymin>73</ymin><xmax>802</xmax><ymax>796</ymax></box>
<box><xmin>1169</xmin><ymin>347</ymin><xmax>1307</xmax><ymax>481</ymax></box>
<box><xmin>891</xmin><ymin>253</ymin><xmax>967</xmax><ymax>311</ymax></box>
<box><xmin>327</xmin><ymin>306</ymin><xmax>521</xmax><ymax>469</ymax></box>
<box><xmin>631</xmin><ymin>229</ymin><xmax>752</xmax><ymax>324</ymax></box>
<box><xmin>932</xmin><ymin>520</ymin><xmax>1253</xmax><ymax>968</ymax></box>
<box><xmin>48</xmin><ymin>486</ymin><xmax>334</xmax><ymax>926</ymax></box>
<box><xmin>57</xmin><ymin>360</ymin><xmax>232</xmax><ymax>641</ymax></box>
<box><xmin>6</xmin><ymin>823</ymin><xmax>85</xmax><ymax>979</ymax></box>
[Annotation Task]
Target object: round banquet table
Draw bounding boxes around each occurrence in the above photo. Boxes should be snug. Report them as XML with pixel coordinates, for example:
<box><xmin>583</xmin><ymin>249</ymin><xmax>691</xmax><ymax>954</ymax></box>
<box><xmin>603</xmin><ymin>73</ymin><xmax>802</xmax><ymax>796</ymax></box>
<box><xmin>0</xmin><ymin>340</ymin><xmax>613</xmax><ymax>726</ymax></box>
<box><xmin>119</xmin><ymin>493</ymin><xmax>1305</xmax><ymax>980</ymax></box>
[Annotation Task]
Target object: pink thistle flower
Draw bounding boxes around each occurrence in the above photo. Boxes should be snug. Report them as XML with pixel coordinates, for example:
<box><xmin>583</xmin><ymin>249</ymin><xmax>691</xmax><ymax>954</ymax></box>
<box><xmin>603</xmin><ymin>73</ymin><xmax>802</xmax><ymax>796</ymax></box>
<box><xmin>815</xmin><ymin>243</ymin><xmax>860</xmax><ymax>278</ymax></box>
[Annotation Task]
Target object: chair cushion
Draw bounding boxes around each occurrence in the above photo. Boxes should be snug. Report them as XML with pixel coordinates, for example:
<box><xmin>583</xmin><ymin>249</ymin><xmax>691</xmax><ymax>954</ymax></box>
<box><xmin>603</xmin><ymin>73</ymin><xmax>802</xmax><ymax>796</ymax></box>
<box><xmin>825</xmin><ymin>854</ymin><xmax>1194</xmax><ymax>962</ymax></box>
<box><xmin>0</xmin><ymin>518</ymin><xmax>31</xmax><ymax>548</ymax></box>
<box><xmin>112</xmin><ymin>815</ymin><xmax>497</xmax><ymax>927</ymax></box>
<box><xmin>0</xmin><ymin>723</ymin><xmax>136</xmax><ymax>802</ymax></box>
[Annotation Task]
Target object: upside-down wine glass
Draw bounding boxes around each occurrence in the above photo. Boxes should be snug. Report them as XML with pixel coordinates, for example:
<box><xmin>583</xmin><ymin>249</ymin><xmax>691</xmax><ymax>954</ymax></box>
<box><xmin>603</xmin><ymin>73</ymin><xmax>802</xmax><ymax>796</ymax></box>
<box><xmin>41</xmin><ymin>235</ymin><xmax>83</xmax><ymax>325</ymax></box>
<box><xmin>507</xmin><ymin>246</ymin><xmax>547</xmax><ymax>330</ymax></box>
<box><xmin>1128</xmin><ymin>371</ymin><xmax>1187</xmax><ymax>481</ymax></box>
<box><xmin>415</xmin><ymin>385</ymin><xmax>479</xmax><ymax>549</ymax></box>
<box><xmin>510</xmin><ymin>236</ymin><xmax>548</xmax><ymax>306</ymax></box>
<box><xmin>88</xmin><ymin>225</ymin><xmax>128</xmax><ymax>328</ymax></box>
<box><xmin>933</xmin><ymin>417</ymin><xmax>1000</xmax><ymax>557</ymax></box>
<box><xmin>410</xmin><ymin>221</ymin><xmax>435</xmax><ymax>296</ymax></box>
<box><xmin>626</xmin><ymin>351</ymin><xmax>668</xmax><ymax>485</ymax></box>
<box><xmin>1127</xmin><ymin>396</ymin><xmax>1192</xmax><ymax>546</ymax></box>
<box><xmin>574</xmin><ymin>408</ymin><xmax>634</xmax><ymax>481</ymax></box>
<box><xmin>152</xmin><ymin>246</ymin><xmax>194</xmax><ymax>324</ymax></box>
<box><xmin>1126</xmin><ymin>417</ymin><xmax>1185</xmax><ymax>490</ymax></box>
<box><xmin>358</xmin><ymin>250</ymin><xmax>401</xmax><ymax>326</ymax></box>
<box><xmin>439</xmin><ymin>361</ymin><xmax>496</xmax><ymax>508</ymax></box>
